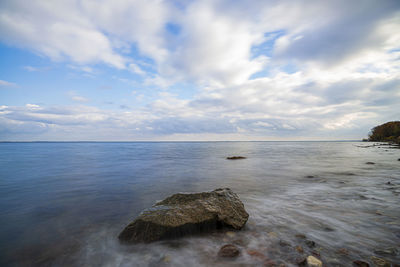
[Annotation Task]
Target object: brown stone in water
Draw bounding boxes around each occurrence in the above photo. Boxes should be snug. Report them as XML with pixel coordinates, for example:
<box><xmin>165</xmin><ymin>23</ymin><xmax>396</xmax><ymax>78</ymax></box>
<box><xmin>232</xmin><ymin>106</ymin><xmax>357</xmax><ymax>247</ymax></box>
<box><xmin>295</xmin><ymin>245</ymin><xmax>304</xmax><ymax>253</ymax></box>
<box><xmin>218</xmin><ymin>244</ymin><xmax>240</xmax><ymax>258</ymax></box>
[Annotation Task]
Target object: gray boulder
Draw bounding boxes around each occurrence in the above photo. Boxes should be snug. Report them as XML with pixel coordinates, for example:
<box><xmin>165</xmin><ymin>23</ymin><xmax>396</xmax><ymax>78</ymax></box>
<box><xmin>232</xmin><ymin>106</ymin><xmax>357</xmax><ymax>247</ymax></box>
<box><xmin>118</xmin><ymin>188</ymin><xmax>249</xmax><ymax>243</ymax></box>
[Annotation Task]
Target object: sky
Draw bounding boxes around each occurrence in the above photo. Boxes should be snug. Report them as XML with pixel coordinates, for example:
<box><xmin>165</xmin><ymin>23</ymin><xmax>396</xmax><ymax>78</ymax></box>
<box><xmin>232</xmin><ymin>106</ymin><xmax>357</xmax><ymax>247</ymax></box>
<box><xmin>0</xmin><ymin>0</ymin><xmax>399</xmax><ymax>141</ymax></box>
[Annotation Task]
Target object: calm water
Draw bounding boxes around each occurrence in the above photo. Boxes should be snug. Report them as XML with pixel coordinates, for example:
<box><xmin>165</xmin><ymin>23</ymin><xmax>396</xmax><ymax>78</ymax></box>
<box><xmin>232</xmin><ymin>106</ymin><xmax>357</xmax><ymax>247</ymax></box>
<box><xmin>0</xmin><ymin>142</ymin><xmax>399</xmax><ymax>266</ymax></box>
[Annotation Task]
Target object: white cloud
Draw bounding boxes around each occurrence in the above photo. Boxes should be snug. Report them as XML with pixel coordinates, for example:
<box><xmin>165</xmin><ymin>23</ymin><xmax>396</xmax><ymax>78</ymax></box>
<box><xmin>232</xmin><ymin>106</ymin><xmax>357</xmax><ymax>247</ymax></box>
<box><xmin>0</xmin><ymin>0</ymin><xmax>399</xmax><ymax>140</ymax></box>
<box><xmin>0</xmin><ymin>79</ymin><xmax>16</xmax><ymax>87</ymax></box>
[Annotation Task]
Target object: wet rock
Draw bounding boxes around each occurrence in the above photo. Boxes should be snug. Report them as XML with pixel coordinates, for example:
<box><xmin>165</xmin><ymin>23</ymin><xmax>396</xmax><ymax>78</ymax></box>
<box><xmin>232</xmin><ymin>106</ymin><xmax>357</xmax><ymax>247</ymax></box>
<box><xmin>118</xmin><ymin>188</ymin><xmax>249</xmax><ymax>243</ymax></box>
<box><xmin>218</xmin><ymin>244</ymin><xmax>240</xmax><ymax>258</ymax></box>
<box><xmin>226</xmin><ymin>156</ymin><xmax>246</xmax><ymax>160</ymax></box>
<box><xmin>306</xmin><ymin>255</ymin><xmax>322</xmax><ymax>267</ymax></box>
<box><xmin>295</xmin><ymin>245</ymin><xmax>304</xmax><ymax>253</ymax></box>
<box><xmin>374</xmin><ymin>247</ymin><xmax>398</xmax><ymax>256</ymax></box>
<box><xmin>305</xmin><ymin>175</ymin><xmax>315</xmax><ymax>178</ymax></box>
<box><xmin>353</xmin><ymin>260</ymin><xmax>369</xmax><ymax>267</ymax></box>
<box><xmin>366</xmin><ymin>162</ymin><xmax>375</xmax><ymax>165</ymax></box>
<box><xmin>359</xmin><ymin>194</ymin><xmax>368</xmax><ymax>200</ymax></box>
<box><xmin>386</xmin><ymin>181</ymin><xmax>392</xmax><ymax>185</ymax></box>
<box><xmin>305</xmin><ymin>239</ymin><xmax>316</xmax><ymax>248</ymax></box>
<box><xmin>370</xmin><ymin>256</ymin><xmax>391</xmax><ymax>267</ymax></box>
<box><xmin>247</xmin><ymin>249</ymin><xmax>266</xmax><ymax>260</ymax></box>
<box><xmin>398</xmin><ymin>158</ymin><xmax>400</xmax><ymax>161</ymax></box>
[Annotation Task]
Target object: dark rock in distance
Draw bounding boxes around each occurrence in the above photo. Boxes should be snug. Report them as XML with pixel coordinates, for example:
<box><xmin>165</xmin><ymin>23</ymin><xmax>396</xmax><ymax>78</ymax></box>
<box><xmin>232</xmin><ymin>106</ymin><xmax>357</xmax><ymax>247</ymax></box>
<box><xmin>118</xmin><ymin>188</ymin><xmax>249</xmax><ymax>243</ymax></box>
<box><xmin>226</xmin><ymin>156</ymin><xmax>246</xmax><ymax>160</ymax></box>
<box><xmin>366</xmin><ymin>162</ymin><xmax>375</xmax><ymax>165</ymax></box>
<box><xmin>218</xmin><ymin>244</ymin><xmax>240</xmax><ymax>258</ymax></box>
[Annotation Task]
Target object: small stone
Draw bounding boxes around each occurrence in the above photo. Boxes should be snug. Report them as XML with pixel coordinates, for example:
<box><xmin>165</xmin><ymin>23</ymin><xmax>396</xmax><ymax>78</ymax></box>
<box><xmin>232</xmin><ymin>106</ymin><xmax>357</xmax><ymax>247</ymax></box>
<box><xmin>366</xmin><ymin>162</ymin><xmax>375</xmax><ymax>165</ymax></box>
<box><xmin>295</xmin><ymin>234</ymin><xmax>306</xmax><ymax>239</ymax></box>
<box><xmin>307</xmin><ymin>255</ymin><xmax>322</xmax><ymax>267</ymax></box>
<box><xmin>398</xmin><ymin>158</ymin><xmax>400</xmax><ymax>161</ymax></box>
<box><xmin>371</xmin><ymin>256</ymin><xmax>391</xmax><ymax>267</ymax></box>
<box><xmin>305</xmin><ymin>239</ymin><xmax>316</xmax><ymax>248</ymax></box>
<box><xmin>218</xmin><ymin>244</ymin><xmax>240</xmax><ymax>258</ymax></box>
<box><xmin>386</xmin><ymin>181</ymin><xmax>392</xmax><ymax>185</ymax></box>
<box><xmin>336</xmin><ymin>248</ymin><xmax>349</xmax><ymax>255</ymax></box>
<box><xmin>306</xmin><ymin>175</ymin><xmax>315</xmax><ymax>178</ymax></box>
<box><xmin>295</xmin><ymin>245</ymin><xmax>304</xmax><ymax>253</ymax></box>
<box><xmin>375</xmin><ymin>211</ymin><xmax>383</xmax><ymax>215</ymax></box>
<box><xmin>247</xmin><ymin>249</ymin><xmax>266</xmax><ymax>260</ymax></box>
<box><xmin>353</xmin><ymin>260</ymin><xmax>370</xmax><ymax>267</ymax></box>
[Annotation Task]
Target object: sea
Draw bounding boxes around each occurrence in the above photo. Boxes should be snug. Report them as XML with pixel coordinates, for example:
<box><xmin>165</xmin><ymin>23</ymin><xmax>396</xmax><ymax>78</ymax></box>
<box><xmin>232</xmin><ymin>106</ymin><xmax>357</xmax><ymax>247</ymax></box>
<box><xmin>0</xmin><ymin>141</ymin><xmax>399</xmax><ymax>266</ymax></box>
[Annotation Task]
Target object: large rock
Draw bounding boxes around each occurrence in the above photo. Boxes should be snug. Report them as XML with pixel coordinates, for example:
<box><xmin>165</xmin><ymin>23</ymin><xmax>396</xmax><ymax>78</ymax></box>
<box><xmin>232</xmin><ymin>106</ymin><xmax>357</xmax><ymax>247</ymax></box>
<box><xmin>118</xmin><ymin>188</ymin><xmax>249</xmax><ymax>243</ymax></box>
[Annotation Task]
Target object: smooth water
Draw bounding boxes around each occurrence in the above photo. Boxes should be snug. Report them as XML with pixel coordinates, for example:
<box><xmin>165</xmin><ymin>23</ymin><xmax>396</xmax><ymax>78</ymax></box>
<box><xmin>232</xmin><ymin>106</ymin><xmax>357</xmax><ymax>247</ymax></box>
<box><xmin>0</xmin><ymin>142</ymin><xmax>399</xmax><ymax>266</ymax></box>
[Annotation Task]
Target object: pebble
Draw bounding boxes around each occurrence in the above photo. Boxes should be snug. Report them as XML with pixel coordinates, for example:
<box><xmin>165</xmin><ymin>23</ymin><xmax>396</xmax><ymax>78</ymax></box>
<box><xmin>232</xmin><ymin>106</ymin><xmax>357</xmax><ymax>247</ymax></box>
<box><xmin>295</xmin><ymin>245</ymin><xmax>304</xmax><ymax>253</ymax></box>
<box><xmin>306</xmin><ymin>255</ymin><xmax>322</xmax><ymax>267</ymax></box>
<box><xmin>353</xmin><ymin>260</ymin><xmax>369</xmax><ymax>267</ymax></box>
<box><xmin>218</xmin><ymin>244</ymin><xmax>240</xmax><ymax>258</ymax></box>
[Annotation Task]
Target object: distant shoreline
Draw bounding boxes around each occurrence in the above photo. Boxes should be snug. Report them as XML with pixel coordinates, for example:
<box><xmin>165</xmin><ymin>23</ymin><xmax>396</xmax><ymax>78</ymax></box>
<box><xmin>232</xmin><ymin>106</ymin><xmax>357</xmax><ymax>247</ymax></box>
<box><xmin>0</xmin><ymin>140</ymin><xmax>361</xmax><ymax>143</ymax></box>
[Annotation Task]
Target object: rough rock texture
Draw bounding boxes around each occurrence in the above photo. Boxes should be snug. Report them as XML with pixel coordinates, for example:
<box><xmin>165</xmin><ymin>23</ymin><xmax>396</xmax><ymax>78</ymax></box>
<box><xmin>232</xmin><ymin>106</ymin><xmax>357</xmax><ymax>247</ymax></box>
<box><xmin>118</xmin><ymin>188</ymin><xmax>249</xmax><ymax>243</ymax></box>
<box><xmin>218</xmin><ymin>244</ymin><xmax>240</xmax><ymax>257</ymax></box>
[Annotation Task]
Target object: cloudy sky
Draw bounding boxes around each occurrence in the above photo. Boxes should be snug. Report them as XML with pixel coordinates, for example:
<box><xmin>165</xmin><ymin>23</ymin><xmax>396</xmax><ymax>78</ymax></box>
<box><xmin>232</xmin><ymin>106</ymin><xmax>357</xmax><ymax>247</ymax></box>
<box><xmin>0</xmin><ymin>0</ymin><xmax>399</xmax><ymax>141</ymax></box>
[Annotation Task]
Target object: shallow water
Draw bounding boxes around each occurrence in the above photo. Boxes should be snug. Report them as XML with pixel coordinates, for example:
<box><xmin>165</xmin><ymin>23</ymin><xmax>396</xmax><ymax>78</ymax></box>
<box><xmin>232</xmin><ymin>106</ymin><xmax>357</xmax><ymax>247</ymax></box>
<box><xmin>0</xmin><ymin>142</ymin><xmax>399</xmax><ymax>266</ymax></box>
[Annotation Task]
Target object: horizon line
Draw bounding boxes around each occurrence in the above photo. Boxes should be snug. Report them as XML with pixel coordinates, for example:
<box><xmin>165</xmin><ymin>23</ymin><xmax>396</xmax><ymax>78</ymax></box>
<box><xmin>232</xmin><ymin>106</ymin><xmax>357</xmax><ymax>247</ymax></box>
<box><xmin>0</xmin><ymin>140</ymin><xmax>364</xmax><ymax>143</ymax></box>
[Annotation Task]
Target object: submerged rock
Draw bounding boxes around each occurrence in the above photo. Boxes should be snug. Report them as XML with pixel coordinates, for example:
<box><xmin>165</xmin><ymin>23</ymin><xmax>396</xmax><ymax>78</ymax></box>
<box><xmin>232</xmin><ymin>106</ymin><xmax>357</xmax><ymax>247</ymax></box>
<box><xmin>226</xmin><ymin>156</ymin><xmax>246</xmax><ymax>160</ymax></box>
<box><xmin>118</xmin><ymin>188</ymin><xmax>249</xmax><ymax>243</ymax></box>
<box><xmin>218</xmin><ymin>244</ymin><xmax>240</xmax><ymax>258</ymax></box>
<box><xmin>366</xmin><ymin>162</ymin><xmax>375</xmax><ymax>165</ymax></box>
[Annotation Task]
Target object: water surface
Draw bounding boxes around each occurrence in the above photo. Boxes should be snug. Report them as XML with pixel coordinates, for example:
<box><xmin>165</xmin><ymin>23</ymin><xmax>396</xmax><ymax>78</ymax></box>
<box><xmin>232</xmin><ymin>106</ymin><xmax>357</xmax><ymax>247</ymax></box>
<box><xmin>0</xmin><ymin>142</ymin><xmax>399</xmax><ymax>266</ymax></box>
